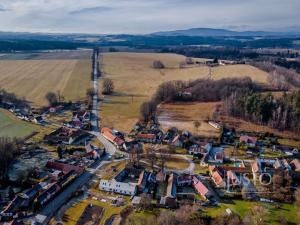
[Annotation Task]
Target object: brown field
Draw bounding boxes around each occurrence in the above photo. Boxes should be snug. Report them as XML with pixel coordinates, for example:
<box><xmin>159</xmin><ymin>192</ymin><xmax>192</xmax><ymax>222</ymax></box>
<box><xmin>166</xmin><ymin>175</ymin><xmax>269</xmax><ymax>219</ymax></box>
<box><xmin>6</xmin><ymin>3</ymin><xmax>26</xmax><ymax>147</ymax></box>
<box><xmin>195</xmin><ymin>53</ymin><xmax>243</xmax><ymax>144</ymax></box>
<box><xmin>211</xmin><ymin>64</ymin><xmax>268</xmax><ymax>83</ymax></box>
<box><xmin>157</xmin><ymin>102</ymin><xmax>220</xmax><ymax>137</ymax></box>
<box><xmin>100</xmin><ymin>52</ymin><xmax>268</xmax><ymax>133</ymax></box>
<box><xmin>0</xmin><ymin>59</ymin><xmax>91</xmax><ymax>106</ymax></box>
<box><xmin>158</xmin><ymin>101</ymin><xmax>300</xmax><ymax>140</ymax></box>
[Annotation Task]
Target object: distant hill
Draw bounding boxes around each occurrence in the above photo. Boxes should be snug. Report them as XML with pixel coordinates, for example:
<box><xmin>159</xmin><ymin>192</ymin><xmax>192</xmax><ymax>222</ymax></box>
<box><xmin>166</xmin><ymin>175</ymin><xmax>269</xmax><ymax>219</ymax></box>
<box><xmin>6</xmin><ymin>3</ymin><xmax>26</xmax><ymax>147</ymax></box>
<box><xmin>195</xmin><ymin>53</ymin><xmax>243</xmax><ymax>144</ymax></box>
<box><xmin>152</xmin><ymin>28</ymin><xmax>300</xmax><ymax>37</ymax></box>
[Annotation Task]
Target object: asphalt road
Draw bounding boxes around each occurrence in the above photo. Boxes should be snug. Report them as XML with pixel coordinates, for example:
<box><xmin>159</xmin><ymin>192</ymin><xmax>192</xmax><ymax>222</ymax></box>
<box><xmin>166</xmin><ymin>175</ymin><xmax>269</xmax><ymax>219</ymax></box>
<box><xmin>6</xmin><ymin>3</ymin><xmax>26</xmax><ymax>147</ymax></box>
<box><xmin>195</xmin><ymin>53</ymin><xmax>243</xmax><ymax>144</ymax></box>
<box><xmin>37</xmin><ymin>51</ymin><xmax>117</xmax><ymax>224</ymax></box>
<box><xmin>91</xmin><ymin>52</ymin><xmax>99</xmax><ymax>132</ymax></box>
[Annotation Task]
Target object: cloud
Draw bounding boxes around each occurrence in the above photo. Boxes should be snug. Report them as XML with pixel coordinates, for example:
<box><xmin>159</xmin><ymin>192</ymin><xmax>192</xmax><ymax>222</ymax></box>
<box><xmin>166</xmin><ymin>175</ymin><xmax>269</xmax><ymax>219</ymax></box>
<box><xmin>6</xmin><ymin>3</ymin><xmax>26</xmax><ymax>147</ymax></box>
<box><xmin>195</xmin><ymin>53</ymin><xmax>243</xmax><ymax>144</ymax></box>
<box><xmin>0</xmin><ymin>0</ymin><xmax>299</xmax><ymax>34</ymax></box>
<box><xmin>69</xmin><ymin>6</ymin><xmax>113</xmax><ymax>15</ymax></box>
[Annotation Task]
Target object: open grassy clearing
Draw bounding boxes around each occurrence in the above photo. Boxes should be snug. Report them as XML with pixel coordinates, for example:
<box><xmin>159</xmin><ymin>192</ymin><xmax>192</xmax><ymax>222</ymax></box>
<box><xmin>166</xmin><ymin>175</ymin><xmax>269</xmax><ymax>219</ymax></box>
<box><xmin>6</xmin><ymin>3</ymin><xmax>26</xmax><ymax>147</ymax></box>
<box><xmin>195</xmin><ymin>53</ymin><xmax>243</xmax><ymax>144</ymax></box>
<box><xmin>157</xmin><ymin>100</ymin><xmax>300</xmax><ymax>139</ymax></box>
<box><xmin>205</xmin><ymin>200</ymin><xmax>299</xmax><ymax>225</ymax></box>
<box><xmin>141</xmin><ymin>155</ymin><xmax>190</xmax><ymax>170</ymax></box>
<box><xmin>0</xmin><ymin>109</ymin><xmax>38</xmax><ymax>139</ymax></box>
<box><xmin>100</xmin><ymin>52</ymin><xmax>268</xmax><ymax>133</ymax></box>
<box><xmin>0</xmin><ymin>59</ymin><xmax>91</xmax><ymax>106</ymax></box>
<box><xmin>211</xmin><ymin>64</ymin><xmax>268</xmax><ymax>83</ymax></box>
<box><xmin>158</xmin><ymin>102</ymin><xmax>220</xmax><ymax>137</ymax></box>
<box><xmin>63</xmin><ymin>198</ymin><xmax>127</xmax><ymax>225</ymax></box>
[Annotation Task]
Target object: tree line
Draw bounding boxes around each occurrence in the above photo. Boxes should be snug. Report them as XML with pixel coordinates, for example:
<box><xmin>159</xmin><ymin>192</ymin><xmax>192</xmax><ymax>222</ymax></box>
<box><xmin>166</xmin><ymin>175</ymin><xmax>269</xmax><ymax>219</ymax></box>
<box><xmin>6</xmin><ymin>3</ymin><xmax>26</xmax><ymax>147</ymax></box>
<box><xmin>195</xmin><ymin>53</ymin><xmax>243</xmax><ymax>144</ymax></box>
<box><xmin>0</xmin><ymin>88</ymin><xmax>30</xmax><ymax>110</ymax></box>
<box><xmin>224</xmin><ymin>90</ymin><xmax>300</xmax><ymax>132</ymax></box>
<box><xmin>250</xmin><ymin>61</ymin><xmax>300</xmax><ymax>89</ymax></box>
<box><xmin>0</xmin><ymin>137</ymin><xmax>18</xmax><ymax>181</ymax></box>
<box><xmin>139</xmin><ymin>77</ymin><xmax>265</xmax><ymax>122</ymax></box>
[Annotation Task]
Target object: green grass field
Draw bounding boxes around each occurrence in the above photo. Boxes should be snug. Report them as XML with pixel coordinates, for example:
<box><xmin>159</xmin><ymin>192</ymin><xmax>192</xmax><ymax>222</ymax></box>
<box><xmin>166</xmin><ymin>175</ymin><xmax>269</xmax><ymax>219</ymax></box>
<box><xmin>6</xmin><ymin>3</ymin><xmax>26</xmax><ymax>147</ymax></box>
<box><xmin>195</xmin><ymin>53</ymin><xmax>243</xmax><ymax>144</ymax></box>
<box><xmin>0</xmin><ymin>109</ymin><xmax>38</xmax><ymax>139</ymax></box>
<box><xmin>205</xmin><ymin>200</ymin><xmax>299</xmax><ymax>225</ymax></box>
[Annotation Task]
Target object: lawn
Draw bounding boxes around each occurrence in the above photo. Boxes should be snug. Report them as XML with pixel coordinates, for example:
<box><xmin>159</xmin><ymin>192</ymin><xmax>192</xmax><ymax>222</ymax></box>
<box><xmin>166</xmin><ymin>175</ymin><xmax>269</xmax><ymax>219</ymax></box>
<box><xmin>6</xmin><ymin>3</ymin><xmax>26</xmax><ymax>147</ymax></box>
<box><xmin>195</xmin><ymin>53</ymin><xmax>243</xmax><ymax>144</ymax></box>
<box><xmin>205</xmin><ymin>200</ymin><xmax>299</xmax><ymax>225</ymax></box>
<box><xmin>0</xmin><ymin>109</ymin><xmax>38</xmax><ymax>139</ymax></box>
<box><xmin>0</xmin><ymin>59</ymin><xmax>91</xmax><ymax>106</ymax></box>
<box><xmin>99</xmin><ymin>160</ymin><xmax>127</xmax><ymax>180</ymax></box>
<box><xmin>164</xmin><ymin>156</ymin><xmax>190</xmax><ymax>170</ymax></box>
<box><xmin>64</xmin><ymin>198</ymin><xmax>129</xmax><ymax>225</ymax></box>
<box><xmin>99</xmin><ymin>52</ymin><xmax>268</xmax><ymax>133</ymax></box>
<box><xmin>141</xmin><ymin>155</ymin><xmax>190</xmax><ymax>171</ymax></box>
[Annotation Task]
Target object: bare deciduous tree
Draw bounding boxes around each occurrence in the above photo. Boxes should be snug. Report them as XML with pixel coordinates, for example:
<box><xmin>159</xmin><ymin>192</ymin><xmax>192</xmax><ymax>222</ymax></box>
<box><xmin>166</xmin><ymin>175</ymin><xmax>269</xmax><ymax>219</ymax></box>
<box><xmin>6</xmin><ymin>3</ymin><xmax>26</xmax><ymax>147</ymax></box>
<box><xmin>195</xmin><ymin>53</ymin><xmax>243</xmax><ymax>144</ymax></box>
<box><xmin>45</xmin><ymin>92</ymin><xmax>58</xmax><ymax>106</ymax></box>
<box><xmin>140</xmin><ymin>100</ymin><xmax>157</xmax><ymax>122</ymax></box>
<box><xmin>102</xmin><ymin>78</ymin><xmax>114</xmax><ymax>95</ymax></box>
<box><xmin>153</xmin><ymin>60</ymin><xmax>165</xmax><ymax>69</ymax></box>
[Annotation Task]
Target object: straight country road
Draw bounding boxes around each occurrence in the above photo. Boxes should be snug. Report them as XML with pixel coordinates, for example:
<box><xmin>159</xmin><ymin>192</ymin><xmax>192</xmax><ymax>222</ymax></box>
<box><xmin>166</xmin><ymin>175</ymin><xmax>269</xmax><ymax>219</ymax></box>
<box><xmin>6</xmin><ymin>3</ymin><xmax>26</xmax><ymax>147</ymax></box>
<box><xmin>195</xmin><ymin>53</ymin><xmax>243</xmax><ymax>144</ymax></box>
<box><xmin>38</xmin><ymin>49</ymin><xmax>117</xmax><ymax>224</ymax></box>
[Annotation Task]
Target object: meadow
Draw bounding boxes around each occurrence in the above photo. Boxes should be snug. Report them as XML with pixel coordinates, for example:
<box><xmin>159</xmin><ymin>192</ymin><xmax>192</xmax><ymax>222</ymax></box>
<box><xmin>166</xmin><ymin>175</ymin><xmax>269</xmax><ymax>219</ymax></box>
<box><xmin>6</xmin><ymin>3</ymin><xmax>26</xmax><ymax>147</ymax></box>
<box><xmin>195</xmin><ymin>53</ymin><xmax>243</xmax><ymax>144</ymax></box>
<box><xmin>99</xmin><ymin>52</ymin><xmax>269</xmax><ymax>133</ymax></box>
<box><xmin>0</xmin><ymin>109</ymin><xmax>38</xmax><ymax>139</ymax></box>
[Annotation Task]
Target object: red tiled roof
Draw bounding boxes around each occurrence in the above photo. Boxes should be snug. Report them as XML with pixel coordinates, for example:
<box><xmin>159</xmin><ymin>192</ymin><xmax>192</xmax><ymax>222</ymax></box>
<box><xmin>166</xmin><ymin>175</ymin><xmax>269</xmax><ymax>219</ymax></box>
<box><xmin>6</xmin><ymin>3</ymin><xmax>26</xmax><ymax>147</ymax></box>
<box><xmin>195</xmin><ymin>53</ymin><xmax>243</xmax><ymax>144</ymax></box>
<box><xmin>136</xmin><ymin>133</ymin><xmax>156</xmax><ymax>140</ymax></box>
<box><xmin>218</xmin><ymin>166</ymin><xmax>248</xmax><ymax>173</ymax></box>
<box><xmin>212</xmin><ymin>170</ymin><xmax>224</xmax><ymax>186</ymax></box>
<box><xmin>240</xmin><ymin>135</ymin><xmax>257</xmax><ymax>144</ymax></box>
<box><xmin>101</xmin><ymin>127</ymin><xmax>124</xmax><ymax>146</ymax></box>
<box><xmin>46</xmin><ymin>161</ymin><xmax>83</xmax><ymax>174</ymax></box>
<box><xmin>192</xmin><ymin>176</ymin><xmax>209</xmax><ymax>197</ymax></box>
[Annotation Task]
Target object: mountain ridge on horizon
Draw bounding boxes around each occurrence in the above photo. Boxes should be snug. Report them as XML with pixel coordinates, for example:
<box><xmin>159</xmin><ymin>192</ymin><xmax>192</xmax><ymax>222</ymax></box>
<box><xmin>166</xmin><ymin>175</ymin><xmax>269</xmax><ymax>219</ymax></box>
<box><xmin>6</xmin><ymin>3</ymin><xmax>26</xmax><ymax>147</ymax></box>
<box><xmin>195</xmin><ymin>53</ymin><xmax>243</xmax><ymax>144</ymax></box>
<box><xmin>151</xmin><ymin>27</ymin><xmax>300</xmax><ymax>37</ymax></box>
<box><xmin>0</xmin><ymin>27</ymin><xmax>300</xmax><ymax>38</ymax></box>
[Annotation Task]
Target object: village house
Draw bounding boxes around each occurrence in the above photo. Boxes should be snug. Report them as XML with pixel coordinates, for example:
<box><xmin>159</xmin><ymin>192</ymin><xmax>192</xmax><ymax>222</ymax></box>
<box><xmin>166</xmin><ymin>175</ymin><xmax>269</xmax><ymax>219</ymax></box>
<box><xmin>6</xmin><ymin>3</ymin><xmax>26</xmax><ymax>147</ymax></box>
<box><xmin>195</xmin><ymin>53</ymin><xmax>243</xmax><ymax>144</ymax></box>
<box><xmin>99</xmin><ymin>167</ymin><xmax>142</xmax><ymax>196</ymax></box>
<box><xmin>135</xmin><ymin>133</ymin><xmax>156</xmax><ymax>143</ymax></box>
<box><xmin>171</xmin><ymin>135</ymin><xmax>184</xmax><ymax>148</ymax></box>
<box><xmin>48</xmin><ymin>105</ymin><xmax>64</xmax><ymax>114</ymax></box>
<box><xmin>251</xmin><ymin>159</ymin><xmax>277</xmax><ymax>182</ymax></box>
<box><xmin>209</xmin><ymin>165</ymin><xmax>226</xmax><ymax>188</ymax></box>
<box><xmin>101</xmin><ymin>127</ymin><xmax>125</xmax><ymax>147</ymax></box>
<box><xmin>137</xmin><ymin>170</ymin><xmax>150</xmax><ymax>193</ymax></box>
<box><xmin>192</xmin><ymin>176</ymin><xmax>212</xmax><ymax>200</ymax></box>
<box><xmin>163</xmin><ymin>127</ymin><xmax>178</xmax><ymax>144</ymax></box>
<box><xmin>209</xmin><ymin>165</ymin><xmax>249</xmax><ymax>191</ymax></box>
<box><xmin>176</xmin><ymin>174</ymin><xmax>192</xmax><ymax>187</ymax></box>
<box><xmin>99</xmin><ymin>179</ymin><xmax>137</xmax><ymax>196</ymax></box>
<box><xmin>189</xmin><ymin>143</ymin><xmax>210</xmax><ymax>155</ymax></box>
<box><xmin>160</xmin><ymin>173</ymin><xmax>177</xmax><ymax>208</ymax></box>
<box><xmin>46</xmin><ymin>160</ymin><xmax>84</xmax><ymax>175</ymax></box>
<box><xmin>240</xmin><ymin>135</ymin><xmax>258</xmax><ymax>147</ymax></box>
<box><xmin>206</xmin><ymin>145</ymin><xmax>224</xmax><ymax>164</ymax></box>
<box><xmin>73</xmin><ymin>110</ymin><xmax>90</xmax><ymax>122</ymax></box>
<box><xmin>44</xmin><ymin>127</ymin><xmax>91</xmax><ymax>145</ymax></box>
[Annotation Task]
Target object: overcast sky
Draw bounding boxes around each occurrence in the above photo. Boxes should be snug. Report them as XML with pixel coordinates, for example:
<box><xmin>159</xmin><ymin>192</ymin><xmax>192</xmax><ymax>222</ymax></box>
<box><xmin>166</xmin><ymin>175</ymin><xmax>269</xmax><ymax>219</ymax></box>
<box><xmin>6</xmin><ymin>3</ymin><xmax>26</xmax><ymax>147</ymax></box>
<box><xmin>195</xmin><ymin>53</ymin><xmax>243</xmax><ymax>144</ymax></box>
<box><xmin>0</xmin><ymin>0</ymin><xmax>299</xmax><ymax>34</ymax></box>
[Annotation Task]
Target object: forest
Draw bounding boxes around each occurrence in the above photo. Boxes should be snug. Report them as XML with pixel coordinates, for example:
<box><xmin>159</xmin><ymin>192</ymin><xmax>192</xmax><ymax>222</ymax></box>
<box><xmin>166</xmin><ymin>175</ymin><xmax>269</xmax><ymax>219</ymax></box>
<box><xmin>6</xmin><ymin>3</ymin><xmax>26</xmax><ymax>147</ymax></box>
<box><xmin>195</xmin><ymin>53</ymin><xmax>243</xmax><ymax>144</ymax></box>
<box><xmin>224</xmin><ymin>90</ymin><xmax>300</xmax><ymax>132</ymax></box>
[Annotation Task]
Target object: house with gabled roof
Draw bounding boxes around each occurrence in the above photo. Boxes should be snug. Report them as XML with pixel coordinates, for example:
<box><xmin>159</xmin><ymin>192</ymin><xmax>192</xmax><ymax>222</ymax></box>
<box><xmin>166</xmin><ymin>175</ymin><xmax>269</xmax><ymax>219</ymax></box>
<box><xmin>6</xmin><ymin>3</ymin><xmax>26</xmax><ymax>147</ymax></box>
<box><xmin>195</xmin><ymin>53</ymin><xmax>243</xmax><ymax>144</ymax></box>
<box><xmin>160</xmin><ymin>173</ymin><xmax>177</xmax><ymax>208</ymax></box>
<box><xmin>101</xmin><ymin>127</ymin><xmax>125</xmax><ymax>147</ymax></box>
<box><xmin>192</xmin><ymin>176</ymin><xmax>212</xmax><ymax>200</ymax></box>
<box><xmin>240</xmin><ymin>135</ymin><xmax>258</xmax><ymax>147</ymax></box>
<box><xmin>209</xmin><ymin>166</ymin><xmax>226</xmax><ymax>188</ymax></box>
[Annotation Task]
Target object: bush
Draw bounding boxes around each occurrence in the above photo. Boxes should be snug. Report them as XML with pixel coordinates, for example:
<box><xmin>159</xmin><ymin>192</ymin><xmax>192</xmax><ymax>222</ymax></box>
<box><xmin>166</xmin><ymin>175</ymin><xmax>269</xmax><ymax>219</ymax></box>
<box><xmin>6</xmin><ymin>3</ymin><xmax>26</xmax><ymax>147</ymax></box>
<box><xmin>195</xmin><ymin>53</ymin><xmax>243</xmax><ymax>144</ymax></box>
<box><xmin>153</xmin><ymin>60</ymin><xmax>165</xmax><ymax>69</ymax></box>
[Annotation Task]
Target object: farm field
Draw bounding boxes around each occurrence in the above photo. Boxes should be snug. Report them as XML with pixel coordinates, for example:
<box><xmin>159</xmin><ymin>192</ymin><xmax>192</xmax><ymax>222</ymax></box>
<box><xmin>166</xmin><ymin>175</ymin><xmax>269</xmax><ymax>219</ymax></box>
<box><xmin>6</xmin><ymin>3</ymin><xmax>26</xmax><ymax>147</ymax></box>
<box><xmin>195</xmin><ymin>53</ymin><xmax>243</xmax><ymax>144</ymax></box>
<box><xmin>99</xmin><ymin>52</ymin><xmax>269</xmax><ymax>133</ymax></box>
<box><xmin>0</xmin><ymin>50</ymin><xmax>92</xmax><ymax>60</ymax></box>
<box><xmin>0</xmin><ymin>109</ymin><xmax>38</xmax><ymax>139</ymax></box>
<box><xmin>0</xmin><ymin>59</ymin><xmax>91</xmax><ymax>106</ymax></box>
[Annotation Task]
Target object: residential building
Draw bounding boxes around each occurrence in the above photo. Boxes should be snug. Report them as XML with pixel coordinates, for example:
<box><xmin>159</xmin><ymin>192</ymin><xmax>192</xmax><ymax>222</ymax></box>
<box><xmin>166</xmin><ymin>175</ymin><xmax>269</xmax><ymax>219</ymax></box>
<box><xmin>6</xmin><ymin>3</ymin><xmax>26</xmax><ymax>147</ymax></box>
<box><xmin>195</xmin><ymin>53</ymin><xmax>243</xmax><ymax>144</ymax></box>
<box><xmin>99</xmin><ymin>179</ymin><xmax>137</xmax><ymax>196</ymax></box>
